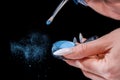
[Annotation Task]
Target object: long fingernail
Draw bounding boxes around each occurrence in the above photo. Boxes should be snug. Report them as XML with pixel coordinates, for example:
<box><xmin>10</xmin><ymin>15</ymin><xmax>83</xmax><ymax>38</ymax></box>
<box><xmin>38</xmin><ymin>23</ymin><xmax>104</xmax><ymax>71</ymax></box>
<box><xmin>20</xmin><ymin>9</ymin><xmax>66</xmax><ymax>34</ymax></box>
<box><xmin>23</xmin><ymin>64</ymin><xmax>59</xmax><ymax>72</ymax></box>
<box><xmin>53</xmin><ymin>48</ymin><xmax>72</xmax><ymax>56</ymax></box>
<box><xmin>73</xmin><ymin>37</ymin><xmax>78</xmax><ymax>43</ymax></box>
<box><xmin>79</xmin><ymin>33</ymin><xmax>83</xmax><ymax>43</ymax></box>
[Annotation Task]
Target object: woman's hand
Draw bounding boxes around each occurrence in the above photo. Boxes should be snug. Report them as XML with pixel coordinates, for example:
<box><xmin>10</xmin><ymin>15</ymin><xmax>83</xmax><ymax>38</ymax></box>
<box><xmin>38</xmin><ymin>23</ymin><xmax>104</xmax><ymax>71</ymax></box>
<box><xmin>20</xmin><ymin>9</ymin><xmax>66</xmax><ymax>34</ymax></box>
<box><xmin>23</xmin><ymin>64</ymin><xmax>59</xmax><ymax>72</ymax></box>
<box><xmin>85</xmin><ymin>0</ymin><xmax>120</xmax><ymax>20</ymax></box>
<box><xmin>54</xmin><ymin>28</ymin><xmax>120</xmax><ymax>80</ymax></box>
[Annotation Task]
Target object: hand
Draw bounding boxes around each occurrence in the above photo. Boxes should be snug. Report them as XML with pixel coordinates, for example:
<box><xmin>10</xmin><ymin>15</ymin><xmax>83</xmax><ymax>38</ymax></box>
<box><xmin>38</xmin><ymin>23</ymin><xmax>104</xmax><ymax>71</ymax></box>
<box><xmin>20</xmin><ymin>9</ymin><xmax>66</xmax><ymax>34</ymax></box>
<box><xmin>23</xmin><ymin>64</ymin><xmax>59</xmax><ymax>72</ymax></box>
<box><xmin>85</xmin><ymin>0</ymin><xmax>120</xmax><ymax>20</ymax></box>
<box><xmin>54</xmin><ymin>28</ymin><xmax>120</xmax><ymax>80</ymax></box>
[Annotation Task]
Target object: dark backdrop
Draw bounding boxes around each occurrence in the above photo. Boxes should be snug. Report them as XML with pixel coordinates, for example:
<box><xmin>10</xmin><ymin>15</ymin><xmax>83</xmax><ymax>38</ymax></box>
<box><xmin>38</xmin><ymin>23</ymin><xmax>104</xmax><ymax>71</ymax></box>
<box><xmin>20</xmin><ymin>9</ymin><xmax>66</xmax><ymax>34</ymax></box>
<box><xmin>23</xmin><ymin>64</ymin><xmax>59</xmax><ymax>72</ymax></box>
<box><xmin>1</xmin><ymin>0</ymin><xmax>120</xmax><ymax>80</ymax></box>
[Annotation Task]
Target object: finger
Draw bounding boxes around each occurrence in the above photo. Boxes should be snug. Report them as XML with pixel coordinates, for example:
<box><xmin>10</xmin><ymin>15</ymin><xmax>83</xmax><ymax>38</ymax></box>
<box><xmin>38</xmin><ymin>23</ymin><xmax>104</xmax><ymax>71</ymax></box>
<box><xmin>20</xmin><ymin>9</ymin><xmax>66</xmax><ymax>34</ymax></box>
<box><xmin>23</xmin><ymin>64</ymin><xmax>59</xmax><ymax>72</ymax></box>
<box><xmin>66</xmin><ymin>59</ymin><xmax>106</xmax><ymax>80</ymax></box>
<box><xmin>82</xmin><ymin>70</ymin><xmax>106</xmax><ymax>80</ymax></box>
<box><xmin>53</xmin><ymin>39</ymin><xmax>101</xmax><ymax>58</ymax></box>
<box><xmin>64</xmin><ymin>36</ymin><xmax>111</xmax><ymax>59</ymax></box>
<box><xmin>54</xmin><ymin>34</ymin><xmax>112</xmax><ymax>59</ymax></box>
<box><xmin>64</xmin><ymin>57</ymin><xmax>98</xmax><ymax>70</ymax></box>
<box><xmin>64</xmin><ymin>57</ymin><xmax>108</xmax><ymax>78</ymax></box>
<box><xmin>65</xmin><ymin>60</ymin><xmax>80</xmax><ymax>68</ymax></box>
<box><xmin>76</xmin><ymin>58</ymin><xmax>107</xmax><ymax>76</ymax></box>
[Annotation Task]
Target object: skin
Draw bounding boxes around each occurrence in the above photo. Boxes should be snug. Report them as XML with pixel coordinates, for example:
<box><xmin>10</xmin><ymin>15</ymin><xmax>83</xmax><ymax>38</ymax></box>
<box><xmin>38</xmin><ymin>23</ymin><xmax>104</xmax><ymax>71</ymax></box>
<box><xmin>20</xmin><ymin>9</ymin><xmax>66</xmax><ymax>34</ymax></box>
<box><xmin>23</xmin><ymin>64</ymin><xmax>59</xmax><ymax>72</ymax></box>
<box><xmin>85</xmin><ymin>0</ymin><xmax>120</xmax><ymax>20</ymax></box>
<box><xmin>62</xmin><ymin>28</ymin><xmax>120</xmax><ymax>80</ymax></box>
<box><xmin>54</xmin><ymin>0</ymin><xmax>120</xmax><ymax>80</ymax></box>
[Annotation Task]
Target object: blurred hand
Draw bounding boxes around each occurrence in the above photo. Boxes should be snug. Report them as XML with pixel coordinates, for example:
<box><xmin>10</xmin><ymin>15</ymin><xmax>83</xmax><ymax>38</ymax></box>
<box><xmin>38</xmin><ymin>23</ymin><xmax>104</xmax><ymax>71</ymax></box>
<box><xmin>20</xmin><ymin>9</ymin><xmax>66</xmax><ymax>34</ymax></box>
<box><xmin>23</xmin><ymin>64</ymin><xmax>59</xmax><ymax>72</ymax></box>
<box><xmin>85</xmin><ymin>0</ymin><xmax>120</xmax><ymax>20</ymax></box>
<box><xmin>54</xmin><ymin>28</ymin><xmax>120</xmax><ymax>80</ymax></box>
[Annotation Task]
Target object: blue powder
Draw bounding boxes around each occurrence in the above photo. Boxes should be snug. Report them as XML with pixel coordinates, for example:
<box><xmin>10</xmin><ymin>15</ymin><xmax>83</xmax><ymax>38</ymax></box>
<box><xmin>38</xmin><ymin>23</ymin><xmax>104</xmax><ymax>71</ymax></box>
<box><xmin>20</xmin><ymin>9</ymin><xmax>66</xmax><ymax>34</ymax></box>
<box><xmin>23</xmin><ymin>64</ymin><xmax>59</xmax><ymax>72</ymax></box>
<box><xmin>10</xmin><ymin>32</ymin><xmax>50</xmax><ymax>61</ymax></box>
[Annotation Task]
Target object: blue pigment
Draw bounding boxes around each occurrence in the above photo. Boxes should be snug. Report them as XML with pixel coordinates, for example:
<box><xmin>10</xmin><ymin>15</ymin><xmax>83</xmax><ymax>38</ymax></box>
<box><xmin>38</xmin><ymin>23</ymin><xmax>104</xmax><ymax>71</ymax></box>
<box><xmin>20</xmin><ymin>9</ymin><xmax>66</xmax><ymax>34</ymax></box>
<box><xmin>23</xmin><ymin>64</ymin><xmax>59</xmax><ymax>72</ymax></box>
<box><xmin>46</xmin><ymin>20</ymin><xmax>51</xmax><ymax>26</ymax></box>
<box><xmin>10</xmin><ymin>32</ymin><xmax>50</xmax><ymax>61</ymax></box>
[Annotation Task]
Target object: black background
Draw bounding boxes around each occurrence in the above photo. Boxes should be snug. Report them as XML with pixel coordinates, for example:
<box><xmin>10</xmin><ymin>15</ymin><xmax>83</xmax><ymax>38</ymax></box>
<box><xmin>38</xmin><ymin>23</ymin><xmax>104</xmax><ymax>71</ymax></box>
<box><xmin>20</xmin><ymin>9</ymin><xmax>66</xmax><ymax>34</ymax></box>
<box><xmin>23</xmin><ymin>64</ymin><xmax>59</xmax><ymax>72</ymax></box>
<box><xmin>0</xmin><ymin>0</ymin><xmax>120</xmax><ymax>80</ymax></box>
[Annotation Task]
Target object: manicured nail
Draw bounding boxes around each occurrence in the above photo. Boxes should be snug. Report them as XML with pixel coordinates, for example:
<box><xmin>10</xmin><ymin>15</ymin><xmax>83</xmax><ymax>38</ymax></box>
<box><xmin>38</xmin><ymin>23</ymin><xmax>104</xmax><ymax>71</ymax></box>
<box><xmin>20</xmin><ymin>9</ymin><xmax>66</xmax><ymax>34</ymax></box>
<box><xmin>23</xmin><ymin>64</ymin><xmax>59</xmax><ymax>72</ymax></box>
<box><xmin>53</xmin><ymin>48</ymin><xmax>72</xmax><ymax>56</ymax></box>
<box><xmin>73</xmin><ymin>37</ymin><xmax>78</xmax><ymax>43</ymax></box>
<box><xmin>79</xmin><ymin>33</ymin><xmax>83</xmax><ymax>43</ymax></box>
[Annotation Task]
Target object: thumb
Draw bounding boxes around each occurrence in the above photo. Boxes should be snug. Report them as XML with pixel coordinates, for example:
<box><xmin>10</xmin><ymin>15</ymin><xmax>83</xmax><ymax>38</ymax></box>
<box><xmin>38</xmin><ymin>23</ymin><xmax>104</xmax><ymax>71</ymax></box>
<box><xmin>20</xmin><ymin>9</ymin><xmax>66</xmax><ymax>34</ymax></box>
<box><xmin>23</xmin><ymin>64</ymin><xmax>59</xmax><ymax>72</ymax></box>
<box><xmin>54</xmin><ymin>36</ymin><xmax>112</xmax><ymax>59</ymax></box>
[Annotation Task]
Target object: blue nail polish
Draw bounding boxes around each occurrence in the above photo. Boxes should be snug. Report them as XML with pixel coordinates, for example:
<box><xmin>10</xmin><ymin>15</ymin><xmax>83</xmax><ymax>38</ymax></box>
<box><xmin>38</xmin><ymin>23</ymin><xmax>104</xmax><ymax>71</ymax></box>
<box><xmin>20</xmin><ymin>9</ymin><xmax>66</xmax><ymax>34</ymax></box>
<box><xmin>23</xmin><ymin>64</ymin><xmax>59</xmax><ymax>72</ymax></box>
<box><xmin>52</xmin><ymin>41</ymin><xmax>75</xmax><ymax>53</ymax></box>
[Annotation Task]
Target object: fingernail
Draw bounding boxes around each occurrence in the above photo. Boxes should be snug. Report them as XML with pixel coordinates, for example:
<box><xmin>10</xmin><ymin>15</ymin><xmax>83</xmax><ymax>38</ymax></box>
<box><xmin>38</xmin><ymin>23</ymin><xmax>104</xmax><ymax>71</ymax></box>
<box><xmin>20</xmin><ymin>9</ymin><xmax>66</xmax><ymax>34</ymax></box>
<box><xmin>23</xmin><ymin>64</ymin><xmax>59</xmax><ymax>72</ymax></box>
<box><xmin>53</xmin><ymin>48</ymin><xmax>73</xmax><ymax>56</ymax></box>
<box><xmin>79</xmin><ymin>33</ymin><xmax>83</xmax><ymax>43</ymax></box>
<box><xmin>73</xmin><ymin>37</ymin><xmax>78</xmax><ymax>43</ymax></box>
